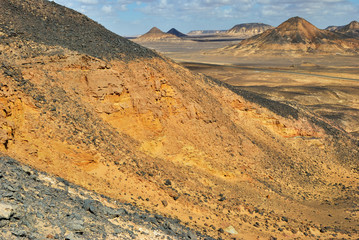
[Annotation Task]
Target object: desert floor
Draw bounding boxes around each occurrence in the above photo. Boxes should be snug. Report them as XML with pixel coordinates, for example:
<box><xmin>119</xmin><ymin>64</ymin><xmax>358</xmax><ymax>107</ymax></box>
<box><xmin>139</xmin><ymin>40</ymin><xmax>359</xmax><ymax>139</ymax></box>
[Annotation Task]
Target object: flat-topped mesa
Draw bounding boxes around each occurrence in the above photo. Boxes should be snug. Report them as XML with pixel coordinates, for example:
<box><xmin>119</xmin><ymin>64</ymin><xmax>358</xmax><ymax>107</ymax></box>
<box><xmin>226</xmin><ymin>23</ymin><xmax>273</xmax><ymax>38</ymax></box>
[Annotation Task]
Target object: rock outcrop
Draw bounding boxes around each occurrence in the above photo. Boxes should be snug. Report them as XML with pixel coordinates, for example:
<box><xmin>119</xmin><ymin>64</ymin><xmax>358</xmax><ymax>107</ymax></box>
<box><xmin>326</xmin><ymin>21</ymin><xmax>359</xmax><ymax>38</ymax></box>
<box><xmin>226</xmin><ymin>23</ymin><xmax>273</xmax><ymax>38</ymax></box>
<box><xmin>0</xmin><ymin>2</ymin><xmax>359</xmax><ymax>239</ymax></box>
<box><xmin>338</xmin><ymin>21</ymin><xmax>359</xmax><ymax>37</ymax></box>
<box><xmin>217</xmin><ymin>17</ymin><xmax>359</xmax><ymax>55</ymax></box>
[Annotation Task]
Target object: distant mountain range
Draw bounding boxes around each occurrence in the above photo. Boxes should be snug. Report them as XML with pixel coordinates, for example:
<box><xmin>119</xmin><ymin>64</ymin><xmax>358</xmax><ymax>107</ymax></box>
<box><xmin>186</xmin><ymin>23</ymin><xmax>273</xmax><ymax>38</ymax></box>
<box><xmin>217</xmin><ymin>17</ymin><xmax>359</xmax><ymax>55</ymax></box>
<box><xmin>187</xmin><ymin>30</ymin><xmax>227</xmax><ymax>35</ymax></box>
<box><xmin>136</xmin><ymin>27</ymin><xmax>180</xmax><ymax>41</ymax></box>
<box><xmin>136</xmin><ymin>20</ymin><xmax>359</xmax><ymax>42</ymax></box>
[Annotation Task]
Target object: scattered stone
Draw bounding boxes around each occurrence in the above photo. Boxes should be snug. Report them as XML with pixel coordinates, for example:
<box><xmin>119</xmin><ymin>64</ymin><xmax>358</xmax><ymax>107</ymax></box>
<box><xmin>65</xmin><ymin>233</ymin><xmax>78</xmax><ymax>240</ymax></box>
<box><xmin>12</xmin><ymin>229</ymin><xmax>27</xmax><ymax>237</ymax></box>
<box><xmin>281</xmin><ymin>216</ymin><xmax>288</xmax><ymax>222</ymax></box>
<box><xmin>83</xmin><ymin>199</ymin><xmax>98</xmax><ymax>215</ymax></box>
<box><xmin>218</xmin><ymin>196</ymin><xmax>226</xmax><ymax>202</ymax></box>
<box><xmin>0</xmin><ymin>219</ymin><xmax>8</xmax><ymax>227</ymax></box>
<box><xmin>68</xmin><ymin>219</ymin><xmax>84</xmax><ymax>232</ymax></box>
<box><xmin>162</xmin><ymin>200</ymin><xmax>168</xmax><ymax>207</ymax></box>
<box><xmin>186</xmin><ymin>231</ymin><xmax>197</xmax><ymax>240</ymax></box>
<box><xmin>164</xmin><ymin>179</ymin><xmax>172</xmax><ymax>186</ymax></box>
<box><xmin>0</xmin><ymin>156</ymin><xmax>211</xmax><ymax>239</ymax></box>
<box><xmin>0</xmin><ymin>203</ymin><xmax>15</xmax><ymax>220</ymax></box>
<box><xmin>218</xmin><ymin>228</ymin><xmax>224</xmax><ymax>233</ymax></box>
<box><xmin>224</xmin><ymin>226</ymin><xmax>238</xmax><ymax>235</ymax></box>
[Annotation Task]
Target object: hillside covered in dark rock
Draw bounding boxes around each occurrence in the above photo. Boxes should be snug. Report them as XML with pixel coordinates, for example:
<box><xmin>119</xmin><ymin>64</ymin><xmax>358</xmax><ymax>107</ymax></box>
<box><xmin>0</xmin><ymin>155</ymin><xmax>208</xmax><ymax>239</ymax></box>
<box><xmin>167</xmin><ymin>28</ymin><xmax>187</xmax><ymax>37</ymax></box>
<box><xmin>1</xmin><ymin>1</ymin><xmax>359</xmax><ymax>239</ymax></box>
<box><xmin>0</xmin><ymin>0</ymin><xmax>157</xmax><ymax>61</ymax></box>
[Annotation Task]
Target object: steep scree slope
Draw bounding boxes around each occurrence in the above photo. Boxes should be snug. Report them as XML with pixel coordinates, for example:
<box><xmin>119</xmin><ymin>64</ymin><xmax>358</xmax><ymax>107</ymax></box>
<box><xmin>0</xmin><ymin>1</ymin><xmax>359</xmax><ymax>239</ymax></box>
<box><xmin>0</xmin><ymin>0</ymin><xmax>157</xmax><ymax>60</ymax></box>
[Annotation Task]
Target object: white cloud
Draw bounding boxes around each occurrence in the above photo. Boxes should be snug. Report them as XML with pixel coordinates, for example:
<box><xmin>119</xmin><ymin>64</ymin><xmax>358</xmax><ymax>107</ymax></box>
<box><xmin>77</xmin><ymin>0</ymin><xmax>99</xmax><ymax>4</ymax></box>
<box><xmin>102</xmin><ymin>5</ymin><xmax>113</xmax><ymax>13</ymax></box>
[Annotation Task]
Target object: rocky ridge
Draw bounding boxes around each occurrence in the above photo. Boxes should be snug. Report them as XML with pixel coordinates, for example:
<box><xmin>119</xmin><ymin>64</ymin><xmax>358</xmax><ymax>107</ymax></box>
<box><xmin>326</xmin><ymin>21</ymin><xmax>359</xmax><ymax>37</ymax></box>
<box><xmin>0</xmin><ymin>0</ymin><xmax>157</xmax><ymax>61</ymax></box>
<box><xmin>187</xmin><ymin>30</ymin><xmax>226</xmax><ymax>36</ymax></box>
<box><xmin>338</xmin><ymin>21</ymin><xmax>359</xmax><ymax>38</ymax></box>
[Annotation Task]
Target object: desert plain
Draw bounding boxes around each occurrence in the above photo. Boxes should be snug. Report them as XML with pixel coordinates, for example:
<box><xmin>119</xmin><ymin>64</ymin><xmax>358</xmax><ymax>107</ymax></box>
<box><xmin>138</xmin><ymin>40</ymin><xmax>359</xmax><ymax>139</ymax></box>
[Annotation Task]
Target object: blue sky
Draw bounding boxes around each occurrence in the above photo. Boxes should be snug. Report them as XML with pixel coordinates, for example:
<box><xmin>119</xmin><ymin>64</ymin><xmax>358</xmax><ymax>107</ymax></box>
<box><xmin>52</xmin><ymin>0</ymin><xmax>359</xmax><ymax>36</ymax></box>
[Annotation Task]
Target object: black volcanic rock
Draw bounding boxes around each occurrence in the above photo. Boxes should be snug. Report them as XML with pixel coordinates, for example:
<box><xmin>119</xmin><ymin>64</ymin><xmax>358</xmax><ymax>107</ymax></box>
<box><xmin>0</xmin><ymin>0</ymin><xmax>158</xmax><ymax>61</ymax></box>
<box><xmin>137</xmin><ymin>27</ymin><xmax>179</xmax><ymax>40</ymax></box>
<box><xmin>167</xmin><ymin>28</ymin><xmax>187</xmax><ymax>37</ymax></box>
<box><xmin>0</xmin><ymin>156</ymin><xmax>207</xmax><ymax>239</ymax></box>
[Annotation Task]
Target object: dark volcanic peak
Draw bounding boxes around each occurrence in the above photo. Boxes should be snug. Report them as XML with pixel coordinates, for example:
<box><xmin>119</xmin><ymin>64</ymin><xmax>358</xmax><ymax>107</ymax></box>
<box><xmin>0</xmin><ymin>0</ymin><xmax>158</xmax><ymax>60</ymax></box>
<box><xmin>137</xmin><ymin>26</ymin><xmax>179</xmax><ymax>40</ymax></box>
<box><xmin>167</xmin><ymin>28</ymin><xmax>187</xmax><ymax>37</ymax></box>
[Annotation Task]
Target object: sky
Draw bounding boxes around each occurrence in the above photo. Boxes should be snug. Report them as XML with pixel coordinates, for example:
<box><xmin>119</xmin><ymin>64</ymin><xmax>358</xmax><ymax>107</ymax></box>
<box><xmin>52</xmin><ymin>0</ymin><xmax>359</xmax><ymax>36</ymax></box>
